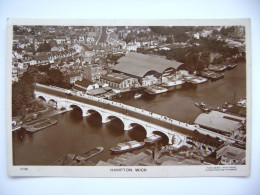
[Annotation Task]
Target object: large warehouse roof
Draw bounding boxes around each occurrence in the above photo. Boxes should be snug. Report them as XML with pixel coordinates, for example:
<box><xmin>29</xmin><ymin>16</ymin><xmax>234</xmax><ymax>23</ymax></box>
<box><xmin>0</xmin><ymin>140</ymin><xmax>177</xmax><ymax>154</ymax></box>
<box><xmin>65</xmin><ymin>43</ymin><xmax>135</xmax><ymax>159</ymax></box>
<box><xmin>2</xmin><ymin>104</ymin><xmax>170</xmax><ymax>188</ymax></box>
<box><xmin>113</xmin><ymin>52</ymin><xmax>183</xmax><ymax>78</ymax></box>
<box><xmin>194</xmin><ymin>111</ymin><xmax>243</xmax><ymax>133</ymax></box>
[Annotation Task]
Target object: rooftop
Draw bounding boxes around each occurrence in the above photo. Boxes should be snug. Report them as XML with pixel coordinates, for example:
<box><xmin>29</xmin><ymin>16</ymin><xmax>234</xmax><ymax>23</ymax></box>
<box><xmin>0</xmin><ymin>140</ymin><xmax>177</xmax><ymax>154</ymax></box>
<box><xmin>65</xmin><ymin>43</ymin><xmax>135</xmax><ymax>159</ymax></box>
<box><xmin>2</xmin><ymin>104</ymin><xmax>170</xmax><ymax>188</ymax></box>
<box><xmin>101</xmin><ymin>73</ymin><xmax>132</xmax><ymax>84</ymax></box>
<box><xmin>74</xmin><ymin>79</ymin><xmax>92</xmax><ymax>88</ymax></box>
<box><xmin>217</xmin><ymin>145</ymin><xmax>245</xmax><ymax>160</ymax></box>
<box><xmin>194</xmin><ymin>111</ymin><xmax>243</xmax><ymax>133</ymax></box>
<box><xmin>87</xmin><ymin>88</ymin><xmax>106</xmax><ymax>96</ymax></box>
<box><xmin>113</xmin><ymin>52</ymin><xmax>183</xmax><ymax>78</ymax></box>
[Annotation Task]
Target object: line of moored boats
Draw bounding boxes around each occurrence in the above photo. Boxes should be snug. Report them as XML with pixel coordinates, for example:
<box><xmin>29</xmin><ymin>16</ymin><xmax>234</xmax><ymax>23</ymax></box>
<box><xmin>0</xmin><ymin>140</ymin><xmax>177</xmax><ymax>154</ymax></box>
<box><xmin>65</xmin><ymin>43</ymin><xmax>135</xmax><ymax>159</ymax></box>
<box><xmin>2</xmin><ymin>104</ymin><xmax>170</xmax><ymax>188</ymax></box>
<box><xmin>52</xmin><ymin>134</ymin><xmax>162</xmax><ymax>165</ymax></box>
<box><xmin>144</xmin><ymin>63</ymin><xmax>237</xmax><ymax>95</ymax></box>
<box><xmin>194</xmin><ymin>97</ymin><xmax>246</xmax><ymax>114</ymax></box>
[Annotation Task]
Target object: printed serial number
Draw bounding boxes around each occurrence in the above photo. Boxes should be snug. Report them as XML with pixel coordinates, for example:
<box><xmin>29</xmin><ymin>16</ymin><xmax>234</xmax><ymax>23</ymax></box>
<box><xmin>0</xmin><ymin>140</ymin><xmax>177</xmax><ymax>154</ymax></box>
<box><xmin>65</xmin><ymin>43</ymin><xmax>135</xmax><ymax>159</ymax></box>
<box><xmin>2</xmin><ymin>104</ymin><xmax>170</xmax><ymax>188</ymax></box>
<box><xmin>20</xmin><ymin>168</ymin><xmax>28</xmax><ymax>171</ymax></box>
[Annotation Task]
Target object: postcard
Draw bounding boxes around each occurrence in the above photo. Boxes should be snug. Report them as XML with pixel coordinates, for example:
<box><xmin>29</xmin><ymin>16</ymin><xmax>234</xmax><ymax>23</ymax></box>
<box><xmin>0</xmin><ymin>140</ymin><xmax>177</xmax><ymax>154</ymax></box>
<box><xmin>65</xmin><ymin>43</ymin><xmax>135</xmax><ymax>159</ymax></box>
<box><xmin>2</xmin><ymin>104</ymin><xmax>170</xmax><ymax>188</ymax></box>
<box><xmin>6</xmin><ymin>18</ymin><xmax>251</xmax><ymax>177</ymax></box>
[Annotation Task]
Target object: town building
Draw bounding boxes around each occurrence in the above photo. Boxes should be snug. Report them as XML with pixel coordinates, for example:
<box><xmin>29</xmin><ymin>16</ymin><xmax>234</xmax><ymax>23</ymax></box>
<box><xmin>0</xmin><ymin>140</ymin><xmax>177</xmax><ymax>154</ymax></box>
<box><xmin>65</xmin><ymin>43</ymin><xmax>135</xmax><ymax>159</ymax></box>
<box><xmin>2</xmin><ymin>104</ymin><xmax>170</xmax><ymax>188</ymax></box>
<box><xmin>100</xmin><ymin>72</ymin><xmax>138</xmax><ymax>89</ymax></box>
<box><xmin>73</xmin><ymin>79</ymin><xmax>92</xmax><ymax>92</ymax></box>
<box><xmin>83</xmin><ymin>65</ymin><xmax>107</xmax><ymax>82</ymax></box>
<box><xmin>194</xmin><ymin>111</ymin><xmax>244</xmax><ymax>137</ymax></box>
<box><xmin>12</xmin><ymin>68</ymin><xmax>19</xmax><ymax>82</ymax></box>
<box><xmin>27</xmin><ymin>48</ymin><xmax>77</xmax><ymax>66</ymax></box>
<box><xmin>67</xmin><ymin>73</ymin><xmax>83</xmax><ymax>84</ymax></box>
<box><xmin>216</xmin><ymin>145</ymin><xmax>245</xmax><ymax>165</ymax></box>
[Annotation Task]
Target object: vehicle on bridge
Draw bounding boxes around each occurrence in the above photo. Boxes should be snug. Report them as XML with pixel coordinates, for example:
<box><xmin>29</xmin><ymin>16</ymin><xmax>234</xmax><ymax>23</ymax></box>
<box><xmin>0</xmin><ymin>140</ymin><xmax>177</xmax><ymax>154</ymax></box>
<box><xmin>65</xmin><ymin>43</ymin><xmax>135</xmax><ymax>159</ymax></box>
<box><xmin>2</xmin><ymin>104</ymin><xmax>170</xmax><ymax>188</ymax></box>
<box><xmin>65</xmin><ymin>90</ymin><xmax>72</xmax><ymax>95</ymax></box>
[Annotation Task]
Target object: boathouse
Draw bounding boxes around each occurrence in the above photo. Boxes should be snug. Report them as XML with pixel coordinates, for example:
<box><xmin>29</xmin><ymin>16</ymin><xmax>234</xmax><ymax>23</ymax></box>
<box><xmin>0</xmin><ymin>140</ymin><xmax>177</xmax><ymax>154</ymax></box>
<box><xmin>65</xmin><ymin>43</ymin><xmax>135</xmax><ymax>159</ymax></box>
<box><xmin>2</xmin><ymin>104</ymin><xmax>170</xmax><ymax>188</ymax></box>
<box><xmin>194</xmin><ymin>111</ymin><xmax>244</xmax><ymax>137</ymax></box>
<box><xmin>112</xmin><ymin>52</ymin><xmax>183</xmax><ymax>86</ymax></box>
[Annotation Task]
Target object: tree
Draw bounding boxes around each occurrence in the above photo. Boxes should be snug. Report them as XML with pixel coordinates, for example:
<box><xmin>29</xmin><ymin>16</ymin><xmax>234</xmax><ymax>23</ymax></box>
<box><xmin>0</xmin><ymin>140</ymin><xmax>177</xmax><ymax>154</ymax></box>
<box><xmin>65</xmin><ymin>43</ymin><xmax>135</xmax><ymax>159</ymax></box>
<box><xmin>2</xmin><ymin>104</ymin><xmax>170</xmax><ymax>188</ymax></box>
<box><xmin>212</xmin><ymin>56</ymin><xmax>224</xmax><ymax>64</ymax></box>
<box><xmin>37</xmin><ymin>41</ymin><xmax>51</xmax><ymax>52</ymax></box>
<box><xmin>37</xmin><ymin>64</ymin><xmax>51</xmax><ymax>72</ymax></box>
<box><xmin>46</xmin><ymin>69</ymin><xmax>64</xmax><ymax>85</ymax></box>
<box><xmin>184</xmin><ymin>52</ymin><xmax>199</xmax><ymax>73</ymax></box>
<box><xmin>42</xmin><ymin>69</ymin><xmax>72</xmax><ymax>89</ymax></box>
<box><xmin>124</xmin><ymin>32</ymin><xmax>135</xmax><ymax>44</ymax></box>
<box><xmin>12</xmin><ymin>72</ymin><xmax>35</xmax><ymax>117</ymax></box>
<box><xmin>200</xmin><ymin>51</ymin><xmax>210</xmax><ymax>67</ymax></box>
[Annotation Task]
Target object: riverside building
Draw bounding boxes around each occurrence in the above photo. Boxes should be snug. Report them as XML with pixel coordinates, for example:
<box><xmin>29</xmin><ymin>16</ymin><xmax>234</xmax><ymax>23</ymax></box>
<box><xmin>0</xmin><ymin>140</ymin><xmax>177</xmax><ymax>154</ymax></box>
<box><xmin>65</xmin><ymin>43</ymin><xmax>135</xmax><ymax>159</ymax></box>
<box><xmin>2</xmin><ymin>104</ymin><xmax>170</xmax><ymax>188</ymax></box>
<box><xmin>112</xmin><ymin>52</ymin><xmax>183</xmax><ymax>87</ymax></box>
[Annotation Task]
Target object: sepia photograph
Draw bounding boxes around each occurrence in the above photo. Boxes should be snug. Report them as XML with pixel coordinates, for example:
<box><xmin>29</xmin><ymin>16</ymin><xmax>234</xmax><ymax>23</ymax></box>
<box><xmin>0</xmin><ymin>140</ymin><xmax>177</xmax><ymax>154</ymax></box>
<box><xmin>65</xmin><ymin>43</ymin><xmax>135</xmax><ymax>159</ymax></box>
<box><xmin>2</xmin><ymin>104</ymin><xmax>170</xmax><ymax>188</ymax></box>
<box><xmin>6</xmin><ymin>19</ymin><xmax>251</xmax><ymax>177</ymax></box>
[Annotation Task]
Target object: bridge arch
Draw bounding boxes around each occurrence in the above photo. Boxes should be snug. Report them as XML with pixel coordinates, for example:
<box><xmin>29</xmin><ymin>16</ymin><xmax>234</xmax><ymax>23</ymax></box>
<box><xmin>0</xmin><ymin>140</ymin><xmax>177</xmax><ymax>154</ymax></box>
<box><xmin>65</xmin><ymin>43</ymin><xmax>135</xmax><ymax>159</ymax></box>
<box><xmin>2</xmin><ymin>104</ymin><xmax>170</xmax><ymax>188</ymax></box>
<box><xmin>86</xmin><ymin>109</ymin><xmax>103</xmax><ymax>118</ymax></box>
<box><xmin>48</xmin><ymin>99</ymin><xmax>58</xmax><ymax>108</ymax></box>
<box><xmin>70</xmin><ymin>104</ymin><xmax>83</xmax><ymax>113</ymax></box>
<box><xmin>38</xmin><ymin>96</ymin><xmax>46</xmax><ymax>102</ymax></box>
<box><xmin>102</xmin><ymin>114</ymin><xmax>125</xmax><ymax>126</ymax></box>
<box><xmin>129</xmin><ymin>123</ymin><xmax>147</xmax><ymax>132</ymax></box>
<box><xmin>128</xmin><ymin>123</ymin><xmax>147</xmax><ymax>141</ymax></box>
<box><xmin>152</xmin><ymin>131</ymin><xmax>169</xmax><ymax>146</ymax></box>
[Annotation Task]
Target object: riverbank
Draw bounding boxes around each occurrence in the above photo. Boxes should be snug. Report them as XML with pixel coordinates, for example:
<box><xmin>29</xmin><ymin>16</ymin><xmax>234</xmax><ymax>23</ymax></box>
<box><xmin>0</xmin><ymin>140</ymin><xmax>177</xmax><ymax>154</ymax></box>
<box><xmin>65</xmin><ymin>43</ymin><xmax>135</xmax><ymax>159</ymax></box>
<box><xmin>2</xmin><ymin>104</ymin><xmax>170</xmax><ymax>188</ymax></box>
<box><xmin>96</xmin><ymin>144</ymin><xmax>207</xmax><ymax>166</ymax></box>
<box><xmin>12</xmin><ymin>60</ymin><xmax>246</xmax><ymax>166</ymax></box>
<box><xmin>12</xmin><ymin>102</ymin><xmax>70</xmax><ymax>132</ymax></box>
<box><xmin>108</xmin><ymin>60</ymin><xmax>245</xmax><ymax>101</ymax></box>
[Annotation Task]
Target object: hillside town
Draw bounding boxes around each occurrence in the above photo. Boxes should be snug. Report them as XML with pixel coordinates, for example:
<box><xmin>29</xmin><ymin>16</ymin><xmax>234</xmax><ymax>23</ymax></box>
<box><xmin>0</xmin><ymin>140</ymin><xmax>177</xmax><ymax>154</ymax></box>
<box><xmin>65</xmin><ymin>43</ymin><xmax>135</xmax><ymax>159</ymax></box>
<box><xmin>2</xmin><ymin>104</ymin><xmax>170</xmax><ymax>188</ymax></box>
<box><xmin>12</xmin><ymin>25</ymin><xmax>247</xmax><ymax>166</ymax></box>
<box><xmin>12</xmin><ymin>25</ymin><xmax>245</xmax><ymax>91</ymax></box>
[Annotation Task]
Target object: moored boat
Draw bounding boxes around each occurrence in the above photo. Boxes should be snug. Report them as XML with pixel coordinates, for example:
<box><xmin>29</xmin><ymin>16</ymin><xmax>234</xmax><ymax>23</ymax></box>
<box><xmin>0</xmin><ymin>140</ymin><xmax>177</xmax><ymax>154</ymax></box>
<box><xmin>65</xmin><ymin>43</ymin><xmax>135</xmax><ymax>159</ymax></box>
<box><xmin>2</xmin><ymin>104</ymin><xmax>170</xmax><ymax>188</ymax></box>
<box><xmin>144</xmin><ymin>134</ymin><xmax>161</xmax><ymax>144</ymax></box>
<box><xmin>76</xmin><ymin>146</ymin><xmax>104</xmax><ymax>161</ymax></box>
<box><xmin>134</xmin><ymin>93</ymin><xmax>142</xmax><ymax>99</ymax></box>
<box><xmin>236</xmin><ymin>98</ymin><xmax>246</xmax><ymax>108</ymax></box>
<box><xmin>12</xmin><ymin>125</ymin><xmax>22</xmax><ymax>131</ymax></box>
<box><xmin>210</xmin><ymin>72</ymin><xmax>224</xmax><ymax>81</ymax></box>
<box><xmin>162</xmin><ymin>78</ymin><xmax>185</xmax><ymax>87</ymax></box>
<box><xmin>208</xmin><ymin>64</ymin><xmax>227</xmax><ymax>72</ymax></box>
<box><xmin>110</xmin><ymin>140</ymin><xmax>145</xmax><ymax>154</ymax></box>
<box><xmin>145</xmin><ymin>85</ymin><xmax>168</xmax><ymax>94</ymax></box>
<box><xmin>195</xmin><ymin>102</ymin><xmax>211</xmax><ymax>112</ymax></box>
<box><xmin>185</xmin><ymin>76</ymin><xmax>208</xmax><ymax>85</ymax></box>
<box><xmin>200</xmin><ymin>70</ymin><xmax>215</xmax><ymax>79</ymax></box>
<box><xmin>192</xmin><ymin>76</ymin><xmax>208</xmax><ymax>84</ymax></box>
<box><xmin>227</xmin><ymin>63</ymin><xmax>237</xmax><ymax>70</ymax></box>
<box><xmin>52</xmin><ymin>147</ymin><xmax>104</xmax><ymax>165</ymax></box>
<box><xmin>215</xmin><ymin>107</ymin><xmax>227</xmax><ymax>113</ymax></box>
<box><xmin>24</xmin><ymin>118</ymin><xmax>57</xmax><ymax>132</ymax></box>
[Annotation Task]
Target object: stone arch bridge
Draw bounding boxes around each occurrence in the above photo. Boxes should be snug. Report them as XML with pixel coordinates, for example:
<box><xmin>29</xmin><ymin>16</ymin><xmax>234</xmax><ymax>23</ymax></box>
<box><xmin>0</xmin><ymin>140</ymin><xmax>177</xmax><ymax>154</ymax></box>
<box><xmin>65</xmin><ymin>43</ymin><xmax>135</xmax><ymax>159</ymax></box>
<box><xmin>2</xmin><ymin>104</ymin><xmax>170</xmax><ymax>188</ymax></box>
<box><xmin>34</xmin><ymin>84</ymin><xmax>189</xmax><ymax>147</ymax></box>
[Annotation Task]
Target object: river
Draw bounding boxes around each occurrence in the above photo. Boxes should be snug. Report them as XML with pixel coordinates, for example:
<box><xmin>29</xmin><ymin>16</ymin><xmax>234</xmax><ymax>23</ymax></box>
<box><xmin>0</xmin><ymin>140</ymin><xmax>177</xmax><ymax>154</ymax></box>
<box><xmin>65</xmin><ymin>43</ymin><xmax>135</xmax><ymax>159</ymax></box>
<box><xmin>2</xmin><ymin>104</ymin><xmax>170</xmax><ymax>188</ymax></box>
<box><xmin>12</xmin><ymin>61</ymin><xmax>246</xmax><ymax>165</ymax></box>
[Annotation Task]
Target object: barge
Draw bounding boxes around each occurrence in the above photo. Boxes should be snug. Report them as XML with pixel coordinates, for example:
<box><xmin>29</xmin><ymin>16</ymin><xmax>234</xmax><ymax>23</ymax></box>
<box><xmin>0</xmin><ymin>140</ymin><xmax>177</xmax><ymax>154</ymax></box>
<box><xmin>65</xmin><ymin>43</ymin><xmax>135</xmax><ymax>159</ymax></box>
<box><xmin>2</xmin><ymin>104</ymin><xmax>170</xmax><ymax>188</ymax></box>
<box><xmin>23</xmin><ymin>118</ymin><xmax>57</xmax><ymax>132</ymax></box>
<box><xmin>145</xmin><ymin>85</ymin><xmax>168</xmax><ymax>94</ymax></box>
<box><xmin>76</xmin><ymin>147</ymin><xmax>104</xmax><ymax>161</ymax></box>
<box><xmin>110</xmin><ymin>140</ymin><xmax>145</xmax><ymax>154</ymax></box>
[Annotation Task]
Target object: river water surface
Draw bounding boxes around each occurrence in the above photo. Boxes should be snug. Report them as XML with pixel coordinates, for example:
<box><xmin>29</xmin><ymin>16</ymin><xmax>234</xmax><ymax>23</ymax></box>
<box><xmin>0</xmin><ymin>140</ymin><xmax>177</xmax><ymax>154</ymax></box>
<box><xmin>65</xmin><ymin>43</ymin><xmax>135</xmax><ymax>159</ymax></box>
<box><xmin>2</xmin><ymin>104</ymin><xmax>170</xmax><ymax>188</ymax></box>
<box><xmin>12</xmin><ymin>62</ymin><xmax>246</xmax><ymax>165</ymax></box>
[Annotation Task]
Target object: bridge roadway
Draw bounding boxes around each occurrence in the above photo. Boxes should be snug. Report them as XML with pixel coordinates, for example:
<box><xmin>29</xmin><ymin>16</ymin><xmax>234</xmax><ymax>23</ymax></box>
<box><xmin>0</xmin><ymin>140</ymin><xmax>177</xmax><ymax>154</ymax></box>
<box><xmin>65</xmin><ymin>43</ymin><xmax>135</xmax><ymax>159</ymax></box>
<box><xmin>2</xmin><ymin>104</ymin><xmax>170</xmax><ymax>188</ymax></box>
<box><xmin>35</xmin><ymin>84</ymin><xmax>196</xmax><ymax>136</ymax></box>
